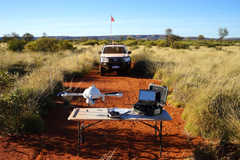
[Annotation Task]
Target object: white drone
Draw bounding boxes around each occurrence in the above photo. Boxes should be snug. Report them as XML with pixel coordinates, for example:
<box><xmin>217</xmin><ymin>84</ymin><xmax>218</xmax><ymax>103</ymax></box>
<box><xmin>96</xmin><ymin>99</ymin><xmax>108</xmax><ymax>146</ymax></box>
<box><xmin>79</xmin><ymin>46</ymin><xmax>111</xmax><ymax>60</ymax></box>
<box><xmin>57</xmin><ymin>85</ymin><xmax>123</xmax><ymax>106</ymax></box>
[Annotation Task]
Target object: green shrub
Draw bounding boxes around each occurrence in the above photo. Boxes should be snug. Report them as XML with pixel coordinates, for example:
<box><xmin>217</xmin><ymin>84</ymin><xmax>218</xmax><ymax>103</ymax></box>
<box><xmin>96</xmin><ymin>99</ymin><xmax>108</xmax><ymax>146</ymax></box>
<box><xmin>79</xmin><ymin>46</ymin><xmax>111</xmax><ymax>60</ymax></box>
<box><xmin>59</xmin><ymin>39</ymin><xmax>75</xmax><ymax>50</ymax></box>
<box><xmin>26</xmin><ymin>37</ymin><xmax>59</xmax><ymax>52</ymax></box>
<box><xmin>25</xmin><ymin>38</ymin><xmax>74</xmax><ymax>52</ymax></box>
<box><xmin>137</xmin><ymin>39</ymin><xmax>146</xmax><ymax>45</ymax></box>
<box><xmin>157</xmin><ymin>40</ymin><xmax>168</xmax><ymax>47</ymax></box>
<box><xmin>0</xmin><ymin>70</ymin><xmax>15</xmax><ymax>91</ymax></box>
<box><xmin>0</xmin><ymin>89</ymin><xmax>43</xmax><ymax>134</ymax></box>
<box><xmin>170</xmin><ymin>41</ymin><xmax>190</xmax><ymax>49</ymax></box>
<box><xmin>206</xmin><ymin>42</ymin><xmax>219</xmax><ymax>48</ymax></box>
<box><xmin>123</xmin><ymin>40</ymin><xmax>138</xmax><ymax>46</ymax></box>
<box><xmin>38</xmin><ymin>96</ymin><xmax>56</xmax><ymax>116</ymax></box>
<box><xmin>7</xmin><ymin>39</ymin><xmax>27</xmax><ymax>52</ymax></box>
<box><xmin>21</xmin><ymin>114</ymin><xmax>46</xmax><ymax>133</ymax></box>
<box><xmin>144</xmin><ymin>41</ymin><xmax>154</xmax><ymax>48</ymax></box>
<box><xmin>183</xmin><ymin>90</ymin><xmax>240</xmax><ymax>141</ymax></box>
<box><xmin>81</xmin><ymin>40</ymin><xmax>99</xmax><ymax>45</ymax></box>
<box><xmin>99</xmin><ymin>40</ymin><xmax>111</xmax><ymax>45</ymax></box>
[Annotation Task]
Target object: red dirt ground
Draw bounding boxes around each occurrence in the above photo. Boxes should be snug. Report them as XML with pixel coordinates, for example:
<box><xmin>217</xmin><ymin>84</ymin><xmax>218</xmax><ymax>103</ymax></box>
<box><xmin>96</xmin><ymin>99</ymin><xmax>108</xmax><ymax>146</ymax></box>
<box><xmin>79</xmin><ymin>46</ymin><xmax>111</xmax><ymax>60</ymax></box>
<box><xmin>0</xmin><ymin>68</ymin><xmax>206</xmax><ymax>160</ymax></box>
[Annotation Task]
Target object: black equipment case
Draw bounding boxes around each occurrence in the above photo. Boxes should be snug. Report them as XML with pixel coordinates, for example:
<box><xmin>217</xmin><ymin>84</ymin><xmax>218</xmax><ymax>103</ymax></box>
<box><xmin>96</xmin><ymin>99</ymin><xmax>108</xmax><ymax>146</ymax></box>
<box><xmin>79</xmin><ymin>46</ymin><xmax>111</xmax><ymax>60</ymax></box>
<box><xmin>134</xmin><ymin>83</ymin><xmax>168</xmax><ymax>116</ymax></box>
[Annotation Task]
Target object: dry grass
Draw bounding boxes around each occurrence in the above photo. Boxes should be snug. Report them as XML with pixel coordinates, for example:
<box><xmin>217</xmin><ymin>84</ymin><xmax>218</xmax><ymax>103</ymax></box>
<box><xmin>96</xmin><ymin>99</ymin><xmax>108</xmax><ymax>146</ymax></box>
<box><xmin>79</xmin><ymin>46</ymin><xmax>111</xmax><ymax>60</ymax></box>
<box><xmin>131</xmin><ymin>46</ymin><xmax>240</xmax><ymax>141</ymax></box>
<box><xmin>15</xmin><ymin>51</ymin><xmax>97</xmax><ymax>92</ymax></box>
<box><xmin>0</xmin><ymin>44</ymin><xmax>98</xmax><ymax>93</ymax></box>
<box><xmin>0</xmin><ymin>44</ymin><xmax>98</xmax><ymax>133</ymax></box>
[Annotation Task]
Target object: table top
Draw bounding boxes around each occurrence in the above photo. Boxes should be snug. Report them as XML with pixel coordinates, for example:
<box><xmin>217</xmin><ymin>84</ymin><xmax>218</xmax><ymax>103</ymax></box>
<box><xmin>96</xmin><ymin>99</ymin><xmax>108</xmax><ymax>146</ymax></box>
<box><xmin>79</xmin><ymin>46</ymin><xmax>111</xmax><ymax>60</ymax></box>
<box><xmin>68</xmin><ymin>108</ymin><xmax>172</xmax><ymax>121</ymax></box>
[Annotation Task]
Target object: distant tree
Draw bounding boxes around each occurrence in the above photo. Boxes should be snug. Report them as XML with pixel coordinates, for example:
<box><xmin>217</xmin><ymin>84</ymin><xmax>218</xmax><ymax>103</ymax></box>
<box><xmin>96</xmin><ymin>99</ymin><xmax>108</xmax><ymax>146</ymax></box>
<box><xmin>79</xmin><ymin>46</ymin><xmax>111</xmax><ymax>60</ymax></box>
<box><xmin>164</xmin><ymin>28</ymin><xmax>183</xmax><ymax>48</ymax></box>
<box><xmin>120</xmin><ymin>36</ymin><xmax>124</xmax><ymax>41</ymax></box>
<box><xmin>11</xmin><ymin>32</ymin><xmax>20</xmax><ymax>39</ymax></box>
<box><xmin>218</xmin><ymin>28</ymin><xmax>229</xmax><ymax>50</ymax></box>
<box><xmin>22</xmin><ymin>33</ymin><xmax>34</xmax><ymax>42</ymax></box>
<box><xmin>2</xmin><ymin>34</ymin><xmax>11</xmax><ymax>42</ymax></box>
<box><xmin>165</xmin><ymin>28</ymin><xmax>172</xmax><ymax>36</ymax></box>
<box><xmin>127</xmin><ymin>36</ymin><xmax>135</xmax><ymax>40</ymax></box>
<box><xmin>81</xmin><ymin>37</ymin><xmax>88</xmax><ymax>42</ymax></box>
<box><xmin>165</xmin><ymin>28</ymin><xmax>173</xmax><ymax>45</ymax></box>
<box><xmin>42</xmin><ymin>32</ymin><xmax>47</xmax><ymax>38</ymax></box>
<box><xmin>198</xmin><ymin>35</ymin><xmax>205</xmax><ymax>41</ymax></box>
<box><xmin>168</xmin><ymin>34</ymin><xmax>182</xmax><ymax>48</ymax></box>
<box><xmin>2</xmin><ymin>32</ymin><xmax>20</xmax><ymax>42</ymax></box>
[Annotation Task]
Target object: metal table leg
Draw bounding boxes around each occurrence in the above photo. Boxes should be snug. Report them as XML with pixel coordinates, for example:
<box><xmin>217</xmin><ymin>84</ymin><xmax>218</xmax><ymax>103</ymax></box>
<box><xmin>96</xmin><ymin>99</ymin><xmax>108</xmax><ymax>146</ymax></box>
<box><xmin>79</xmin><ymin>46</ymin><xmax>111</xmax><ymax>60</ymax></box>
<box><xmin>159</xmin><ymin>121</ymin><xmax>162</xmax><ymax>157</ymax></box>
<box><xmin>77</xmin><ymin>120</ymin><xmax>162</xmax><ymax>157</ymax></box>
<box><xmin>82</xmin><ymin>121</ymin><xmax>85</xmax><ymax>144</ymax></box>
<box><xmin>77</xmin><ymin>120</ymin><xmax>102</xmax><ymax>157</ymax></box>
<box><xmin>78</xmin><ymin>121</ymin><xmax>80</xmax><ymax>157</ymax></box>
<box><xmin>139</xmin><ymin>121</ymin><xmax>163</xmax><ymax>158</ymax></box>
<box><xmin>155</xmin><ymin>121</ymin><xmax>157</xmax><ymax>145</ymax></box>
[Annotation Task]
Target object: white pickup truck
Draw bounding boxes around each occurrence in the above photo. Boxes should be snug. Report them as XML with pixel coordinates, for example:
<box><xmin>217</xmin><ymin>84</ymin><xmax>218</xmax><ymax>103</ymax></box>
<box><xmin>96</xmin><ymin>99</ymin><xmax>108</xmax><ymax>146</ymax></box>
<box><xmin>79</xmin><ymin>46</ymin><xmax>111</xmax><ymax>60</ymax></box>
<box><xmin>98</xmin><ymin>44</ymin><xmax>131</xmax><ymax>76</ymax></box>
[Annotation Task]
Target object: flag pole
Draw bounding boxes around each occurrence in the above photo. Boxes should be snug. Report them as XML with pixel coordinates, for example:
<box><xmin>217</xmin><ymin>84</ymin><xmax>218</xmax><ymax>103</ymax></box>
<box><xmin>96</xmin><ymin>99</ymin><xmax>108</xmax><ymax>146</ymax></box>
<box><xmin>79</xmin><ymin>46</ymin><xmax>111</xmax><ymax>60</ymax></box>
<box><xmin>110</xmin><ymin>15</ymin><xmax>112</xmax><ymax>44</ymax></box>
<box><xmin>110</xmin><ymin>15</ymin><xmax>115</xmax><ymax>44</ymax></box>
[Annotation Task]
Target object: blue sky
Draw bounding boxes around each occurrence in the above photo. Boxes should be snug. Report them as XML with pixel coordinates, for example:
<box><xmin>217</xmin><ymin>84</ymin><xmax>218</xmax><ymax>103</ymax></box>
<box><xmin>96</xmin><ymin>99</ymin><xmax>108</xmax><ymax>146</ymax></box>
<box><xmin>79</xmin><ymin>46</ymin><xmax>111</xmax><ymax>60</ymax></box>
<box><xmin>1</xmin><ymin>0</ymin><xmax>239</xmax><ymax>38</ymax></box>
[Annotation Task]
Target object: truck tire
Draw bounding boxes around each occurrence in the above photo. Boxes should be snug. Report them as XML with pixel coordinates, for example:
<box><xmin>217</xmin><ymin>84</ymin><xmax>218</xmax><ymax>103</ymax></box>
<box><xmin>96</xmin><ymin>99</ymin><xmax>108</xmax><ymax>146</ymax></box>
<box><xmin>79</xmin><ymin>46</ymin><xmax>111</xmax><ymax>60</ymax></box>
<box><xmin>117</xmin><ymin>70</ymin><xmax>124</xmax><ymax>76</ymax></box>
<box><xmin>100</xmin><ymin>66</ymin><xmax>105</xmax><ymax>76</ymax></box>
<box><xmin>126</xmin><ymin>67</ymin><xmax>131</xmax><ymax>76</ymax></box>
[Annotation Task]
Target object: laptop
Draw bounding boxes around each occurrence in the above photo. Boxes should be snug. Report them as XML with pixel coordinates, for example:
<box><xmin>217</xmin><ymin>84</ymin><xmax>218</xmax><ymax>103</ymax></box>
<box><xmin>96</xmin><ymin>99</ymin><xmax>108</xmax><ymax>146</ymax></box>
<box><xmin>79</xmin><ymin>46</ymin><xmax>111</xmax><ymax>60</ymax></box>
<box><xmin>135</xmin><ymin>89</ymin><xmax>156</xmax><ymax>106</ymax></box>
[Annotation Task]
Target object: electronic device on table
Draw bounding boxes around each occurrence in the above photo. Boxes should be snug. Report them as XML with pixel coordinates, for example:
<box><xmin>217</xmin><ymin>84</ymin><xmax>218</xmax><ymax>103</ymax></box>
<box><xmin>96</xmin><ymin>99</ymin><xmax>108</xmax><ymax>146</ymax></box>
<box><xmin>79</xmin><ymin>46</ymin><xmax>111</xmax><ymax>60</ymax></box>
<box><xmin>134</xmin><ymin>83</ymin><xmax>168</xmax><ymax>116</ymax></box>
<box><xmin>108</xmin><ymin>109</ymin><xmax>121</xmax><ymax>118</ymax></box>
<box><xmin>107</xmin><ymin>108</ymin><xmax>131</xmax><ymax>118</ymax></box>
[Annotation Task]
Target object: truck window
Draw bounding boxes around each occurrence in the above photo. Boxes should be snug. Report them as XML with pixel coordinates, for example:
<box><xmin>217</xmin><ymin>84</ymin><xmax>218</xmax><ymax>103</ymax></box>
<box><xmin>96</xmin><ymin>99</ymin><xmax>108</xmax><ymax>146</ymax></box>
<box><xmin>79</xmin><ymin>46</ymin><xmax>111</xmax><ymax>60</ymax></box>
<box><xmin>103</xmin><ymin>47</ymin><xmax>127</xmax><ymax>53</ymax></box>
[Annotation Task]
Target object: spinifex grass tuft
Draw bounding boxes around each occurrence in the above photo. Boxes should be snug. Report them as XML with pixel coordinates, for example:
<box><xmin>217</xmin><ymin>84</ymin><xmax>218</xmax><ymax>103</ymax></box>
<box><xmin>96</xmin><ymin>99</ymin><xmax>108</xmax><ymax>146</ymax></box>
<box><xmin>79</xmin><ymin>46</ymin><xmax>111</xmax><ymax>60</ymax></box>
<box><xmin>131</xmin><ymin>46</ymin><xmax>240</xmax><ymax>141</ymax></box>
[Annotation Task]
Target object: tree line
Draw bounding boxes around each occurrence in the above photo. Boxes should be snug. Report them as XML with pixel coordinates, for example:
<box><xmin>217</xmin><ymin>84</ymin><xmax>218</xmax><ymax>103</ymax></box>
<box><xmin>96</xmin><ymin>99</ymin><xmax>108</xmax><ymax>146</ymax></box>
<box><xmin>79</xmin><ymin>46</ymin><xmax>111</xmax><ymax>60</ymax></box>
<box><xmin>2</xmin><ymin>32</ymin><xmax>34</xmax><ymax>42</ymax></box>
<box><xmin>1</xmin><ymin>27</ymin><xmax>231</xmax><ymax>51</ymax></box>
<box><xmin>1</xmin><ymin>32</ymin><xmax>74</xmax><ymax>52</ymax></box>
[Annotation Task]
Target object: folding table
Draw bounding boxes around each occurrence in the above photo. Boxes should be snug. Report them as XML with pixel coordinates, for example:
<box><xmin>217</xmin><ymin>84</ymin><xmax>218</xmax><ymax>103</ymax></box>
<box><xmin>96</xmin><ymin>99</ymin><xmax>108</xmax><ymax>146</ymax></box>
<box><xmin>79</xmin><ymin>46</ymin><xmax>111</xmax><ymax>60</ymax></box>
<box><xmin>68</xmin><ymin>108</ymin><xmax>172</xmax><ymax>158</ymax></box>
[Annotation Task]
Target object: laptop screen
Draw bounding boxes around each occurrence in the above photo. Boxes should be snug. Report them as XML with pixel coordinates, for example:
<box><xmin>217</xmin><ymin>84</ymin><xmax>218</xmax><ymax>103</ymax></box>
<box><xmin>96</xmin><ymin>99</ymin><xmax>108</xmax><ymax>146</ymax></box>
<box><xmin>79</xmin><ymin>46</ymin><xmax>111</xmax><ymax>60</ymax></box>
<box><xmin>139</xmin><ymin>90</ymin><xmax>156</xmax><ymax>101</ymax></box>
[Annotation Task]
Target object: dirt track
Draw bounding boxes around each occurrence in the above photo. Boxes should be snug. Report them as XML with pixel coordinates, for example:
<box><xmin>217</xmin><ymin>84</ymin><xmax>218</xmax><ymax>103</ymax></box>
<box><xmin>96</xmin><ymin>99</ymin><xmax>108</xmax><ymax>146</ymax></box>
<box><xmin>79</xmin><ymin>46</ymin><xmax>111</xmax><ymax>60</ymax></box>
<box><xmin>0</xmin><ymin>67</ymin><xmax>205</xmax><ymax>160</ymax></box>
